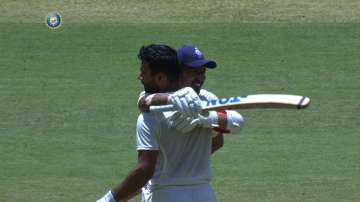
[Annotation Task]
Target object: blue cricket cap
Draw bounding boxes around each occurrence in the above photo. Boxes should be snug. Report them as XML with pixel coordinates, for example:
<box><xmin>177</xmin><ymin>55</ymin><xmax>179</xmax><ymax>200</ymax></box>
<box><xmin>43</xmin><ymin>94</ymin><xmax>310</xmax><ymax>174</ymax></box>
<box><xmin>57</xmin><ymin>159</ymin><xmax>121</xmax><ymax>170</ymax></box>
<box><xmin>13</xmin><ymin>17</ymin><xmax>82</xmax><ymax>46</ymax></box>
<box><xmin>177</xmin><ymin>45</ymin><xmax>217</xmax><ymax>68</ymax></box>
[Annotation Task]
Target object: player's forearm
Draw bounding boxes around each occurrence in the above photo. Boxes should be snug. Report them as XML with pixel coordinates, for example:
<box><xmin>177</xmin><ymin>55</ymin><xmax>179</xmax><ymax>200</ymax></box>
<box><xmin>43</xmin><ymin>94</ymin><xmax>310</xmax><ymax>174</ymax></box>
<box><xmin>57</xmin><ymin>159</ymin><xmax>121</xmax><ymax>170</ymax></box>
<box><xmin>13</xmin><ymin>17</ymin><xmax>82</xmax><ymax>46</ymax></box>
<box><xmin>211</xmin><ymin>133</ymin><xmax>224</xmax><ymax>154</ymax></box>
<box><xmin>138</xmin><ymin>93</ymin><xmax>170</xmax><ymax>112</ymax></box>
<box><xmin>111</xmin><ymin>166</ymin><xmax>153</xmax><ymax>201</ymax></box>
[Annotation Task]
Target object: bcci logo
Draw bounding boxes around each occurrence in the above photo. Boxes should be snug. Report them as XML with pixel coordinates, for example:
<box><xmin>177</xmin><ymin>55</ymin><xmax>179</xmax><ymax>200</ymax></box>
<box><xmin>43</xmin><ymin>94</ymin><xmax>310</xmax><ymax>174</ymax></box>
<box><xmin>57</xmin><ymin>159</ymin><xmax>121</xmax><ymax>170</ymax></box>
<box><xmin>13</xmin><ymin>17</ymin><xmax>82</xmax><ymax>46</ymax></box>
<box><xmin>45</xmin><ymin>12</ymin><xmax>62</xmax><ymax>29</ymax></box>
<box><xmin>194</xmin><ymin>47</ymin><xmax>203</xmax><ymax>58</ymax></box>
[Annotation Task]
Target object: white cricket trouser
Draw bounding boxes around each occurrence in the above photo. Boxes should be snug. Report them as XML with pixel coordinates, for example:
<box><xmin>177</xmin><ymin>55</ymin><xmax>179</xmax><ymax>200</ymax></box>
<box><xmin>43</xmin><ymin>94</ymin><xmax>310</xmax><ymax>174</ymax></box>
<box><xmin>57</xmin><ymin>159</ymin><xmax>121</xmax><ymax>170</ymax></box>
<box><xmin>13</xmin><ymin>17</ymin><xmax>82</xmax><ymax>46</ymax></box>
<box><xmin>141</xmin><ymin>183</ymin><xmax>216</xmax><ymax>202</ymax></box>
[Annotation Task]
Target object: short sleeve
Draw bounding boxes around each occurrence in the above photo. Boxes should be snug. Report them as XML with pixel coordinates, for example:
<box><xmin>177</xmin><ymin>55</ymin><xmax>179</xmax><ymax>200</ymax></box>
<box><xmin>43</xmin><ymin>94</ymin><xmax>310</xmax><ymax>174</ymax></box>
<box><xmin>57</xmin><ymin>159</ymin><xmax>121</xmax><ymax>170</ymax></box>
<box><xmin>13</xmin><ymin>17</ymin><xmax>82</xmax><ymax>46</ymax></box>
<box><xmin>136</xmin><ymin>113</ymin><xmax>159</xmax><ymax>150</ymax></box>
<box><xmin>137</xmin><ymin>91</ymin><xmax>147</xmax><ymax>105</ymax></box>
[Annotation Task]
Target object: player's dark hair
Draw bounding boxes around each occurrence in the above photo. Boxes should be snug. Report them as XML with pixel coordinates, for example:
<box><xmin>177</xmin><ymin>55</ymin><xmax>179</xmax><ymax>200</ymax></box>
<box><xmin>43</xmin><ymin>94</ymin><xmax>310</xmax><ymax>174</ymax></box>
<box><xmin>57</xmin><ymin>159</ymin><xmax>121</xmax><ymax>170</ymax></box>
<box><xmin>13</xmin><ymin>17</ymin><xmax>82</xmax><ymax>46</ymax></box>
<box><xmin>138</xmin><ymin>44</ymin><xmax>180</xmax><ymax>82</ymax></box>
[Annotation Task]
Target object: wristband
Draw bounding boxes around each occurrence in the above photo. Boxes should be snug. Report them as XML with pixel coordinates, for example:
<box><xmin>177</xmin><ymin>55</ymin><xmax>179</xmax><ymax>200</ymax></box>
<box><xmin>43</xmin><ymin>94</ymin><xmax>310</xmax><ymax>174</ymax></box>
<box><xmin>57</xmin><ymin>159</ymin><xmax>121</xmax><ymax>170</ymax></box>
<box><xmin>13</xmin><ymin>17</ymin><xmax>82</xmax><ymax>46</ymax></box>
<box><xmin>213</xmin><ymin>110</ymin><xmax>230</xmax><ymax>133</ymax></box>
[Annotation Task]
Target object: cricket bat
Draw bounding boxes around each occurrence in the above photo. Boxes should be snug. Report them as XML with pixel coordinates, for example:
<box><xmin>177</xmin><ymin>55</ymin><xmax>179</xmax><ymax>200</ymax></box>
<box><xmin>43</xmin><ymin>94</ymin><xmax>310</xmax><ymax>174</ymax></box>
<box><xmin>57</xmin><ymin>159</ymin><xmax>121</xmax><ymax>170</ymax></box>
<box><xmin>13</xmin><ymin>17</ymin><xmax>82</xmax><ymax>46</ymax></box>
<box><xmin>149</xmin><ymin>94</ymin><xmax>311</xmax><ymax>113</ymax></box>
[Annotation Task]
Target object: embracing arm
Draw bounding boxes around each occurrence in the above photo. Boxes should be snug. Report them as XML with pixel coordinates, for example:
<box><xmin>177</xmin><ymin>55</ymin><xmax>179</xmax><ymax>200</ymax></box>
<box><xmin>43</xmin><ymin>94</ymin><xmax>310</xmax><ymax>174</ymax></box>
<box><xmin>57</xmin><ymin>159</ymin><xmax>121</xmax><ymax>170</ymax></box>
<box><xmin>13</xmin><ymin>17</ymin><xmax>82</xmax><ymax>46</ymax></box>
<box><xmin>211</xmin><ymin>133</ymin><xmax>224</xmax><ymax>154</ymax></box>
<box><xmin>138</xmin><ymin>93</ymin><xmax>170</xmax><ymax>112</ymax></box>
<box><xmin>112</xmin><ymin>150</ymin><xmax>158</xmax><ymax>201</ymax></box>
<box><xmin>137</xmin><ymin>87</ymin><xmax>201</xmax><ymax>119</ymax></box>
<box><xmin>97</xmin><ymin>150</ymin><xmax>158</xmax><ymax>202</ymax></box>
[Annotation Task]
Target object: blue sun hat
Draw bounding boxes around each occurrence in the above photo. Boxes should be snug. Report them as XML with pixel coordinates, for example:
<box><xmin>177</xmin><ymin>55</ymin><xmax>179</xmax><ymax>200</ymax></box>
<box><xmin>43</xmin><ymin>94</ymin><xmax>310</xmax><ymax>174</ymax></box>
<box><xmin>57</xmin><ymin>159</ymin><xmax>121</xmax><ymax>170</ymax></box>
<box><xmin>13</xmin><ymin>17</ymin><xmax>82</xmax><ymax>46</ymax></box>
<box><xmin>177</xmin><ymin>45</ymin><xmax>217</xmax><ymax>68</ymax></box>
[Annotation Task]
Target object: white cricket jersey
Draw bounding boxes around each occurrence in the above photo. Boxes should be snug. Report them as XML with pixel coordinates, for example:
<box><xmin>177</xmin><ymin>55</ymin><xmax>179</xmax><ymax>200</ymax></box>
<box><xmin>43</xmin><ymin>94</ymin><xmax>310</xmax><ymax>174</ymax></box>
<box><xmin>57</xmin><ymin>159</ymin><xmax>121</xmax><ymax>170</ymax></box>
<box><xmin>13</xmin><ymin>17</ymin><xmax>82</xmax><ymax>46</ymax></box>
<box><xmin>136</xmin><ymin>89</ymin><xmax>218</xmax><ymax>190</ymax></box>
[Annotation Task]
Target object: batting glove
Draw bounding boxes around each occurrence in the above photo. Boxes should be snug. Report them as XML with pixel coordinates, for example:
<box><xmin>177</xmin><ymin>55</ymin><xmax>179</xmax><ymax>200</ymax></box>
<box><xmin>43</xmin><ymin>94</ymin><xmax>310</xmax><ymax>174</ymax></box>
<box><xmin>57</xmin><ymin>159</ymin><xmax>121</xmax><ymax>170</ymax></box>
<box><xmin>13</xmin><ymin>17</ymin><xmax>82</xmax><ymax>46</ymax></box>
<box><xmin>168</xmin><ymin>111</ymin><xmax>199</xmax><ymax>133</ymax></box>
<box><xmin>193</xmin><ymin>111</ymin><xmax>219</xmax><ymax>128</ymax></box>
<box><xmin>225</xmin><ymin>110</ymin><xmax>245</xmax><ymax>133</ymax></box>
<box><xmin>169</xmin><ymin>110</ymin><xmax>244</xmax><ymax>134</ymax></box>
<box><xmin>168</xmin><ymin>87</ymin><xmax>202</xmax><ymax>118</ymax></box>
<box><xmin>195</xmin><ymin>110</ymin><xmax>244</xmax><ymax>133</ymax></box>
<box><xmin>168</xmin><ymin>111</ymin><xmax>218</xmax><ymax>133</ymax></box>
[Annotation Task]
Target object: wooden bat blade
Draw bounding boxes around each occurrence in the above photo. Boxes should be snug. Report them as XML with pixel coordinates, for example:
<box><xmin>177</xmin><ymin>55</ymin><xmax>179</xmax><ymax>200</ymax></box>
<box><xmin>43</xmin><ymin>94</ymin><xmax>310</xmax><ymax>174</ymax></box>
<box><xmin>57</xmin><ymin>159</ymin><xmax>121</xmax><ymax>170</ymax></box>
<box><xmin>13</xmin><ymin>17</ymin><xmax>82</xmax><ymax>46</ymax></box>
<box><xmin>149</xmin><ymin>94</ymin><xmax>311</xmax><ymax>113</ymax></box>
<box><xmin>201</xmin><ymin>94</ymin><xmax>311</xmax><ymax>112</ymax></box>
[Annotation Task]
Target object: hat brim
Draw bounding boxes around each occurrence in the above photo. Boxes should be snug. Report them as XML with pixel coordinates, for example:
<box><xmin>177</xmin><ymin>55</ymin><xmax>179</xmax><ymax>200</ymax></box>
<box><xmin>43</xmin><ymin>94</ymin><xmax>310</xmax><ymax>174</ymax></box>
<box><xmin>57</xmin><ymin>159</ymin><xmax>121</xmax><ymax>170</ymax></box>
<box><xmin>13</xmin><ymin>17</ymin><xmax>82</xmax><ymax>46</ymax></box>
<box><xmin>186</xmin><ymin>60</ymin><xmax>217</xmax><ymax>68</ymax></box>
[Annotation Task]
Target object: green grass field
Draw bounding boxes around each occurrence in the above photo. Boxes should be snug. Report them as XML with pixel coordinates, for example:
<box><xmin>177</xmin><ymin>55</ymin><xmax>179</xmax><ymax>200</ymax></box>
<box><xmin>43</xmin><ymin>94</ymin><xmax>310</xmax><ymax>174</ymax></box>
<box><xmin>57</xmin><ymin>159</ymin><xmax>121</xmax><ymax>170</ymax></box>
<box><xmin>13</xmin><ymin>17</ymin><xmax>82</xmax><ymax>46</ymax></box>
<box><xmin>1</xmin><ymin>1</ymin><xmax>360</xmax><ymax>201</ymax></box>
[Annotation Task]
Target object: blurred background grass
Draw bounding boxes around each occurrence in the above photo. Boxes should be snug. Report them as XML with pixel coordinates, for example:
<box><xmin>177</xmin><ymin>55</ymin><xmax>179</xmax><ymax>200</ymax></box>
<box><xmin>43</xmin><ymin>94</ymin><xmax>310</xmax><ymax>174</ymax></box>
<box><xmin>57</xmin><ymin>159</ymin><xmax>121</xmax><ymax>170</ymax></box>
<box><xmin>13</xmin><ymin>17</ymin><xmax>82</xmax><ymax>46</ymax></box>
<box><xmin>1</xmin><ymin>0</ymin><xmax>360</xmax><ymax>23</ymax></box>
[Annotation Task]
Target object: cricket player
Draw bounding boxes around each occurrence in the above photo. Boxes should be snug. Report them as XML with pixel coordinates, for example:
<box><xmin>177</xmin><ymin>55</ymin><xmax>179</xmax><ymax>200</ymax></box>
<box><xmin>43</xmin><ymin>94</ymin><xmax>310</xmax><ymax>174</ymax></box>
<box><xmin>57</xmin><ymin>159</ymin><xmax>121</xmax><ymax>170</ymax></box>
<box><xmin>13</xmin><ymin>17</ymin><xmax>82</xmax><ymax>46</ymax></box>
<box><xmin>96</xmin><ymin>44</ymin><xmax>202</xmax><ymax>202</ymax></box>
<box><xmin>138</xmin><ymin>45</ymin><xmax>244</xmax><ymax>139</ymax></box>
<box><xmin>97</xmin><ymin>44</ymin><xmax>244</xmax><ymax>202</ymax></box>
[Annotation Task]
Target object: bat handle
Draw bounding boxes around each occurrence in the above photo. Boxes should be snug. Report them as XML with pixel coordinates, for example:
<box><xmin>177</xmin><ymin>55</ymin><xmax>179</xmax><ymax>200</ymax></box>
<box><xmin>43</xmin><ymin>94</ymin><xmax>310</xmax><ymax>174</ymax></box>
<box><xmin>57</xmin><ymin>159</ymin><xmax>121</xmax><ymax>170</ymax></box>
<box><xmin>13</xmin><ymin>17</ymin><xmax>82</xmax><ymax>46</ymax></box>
<box><xmin>149</xmin><ymin>104</ymin><xmax>175</xmax><ymax>113</ymax></box>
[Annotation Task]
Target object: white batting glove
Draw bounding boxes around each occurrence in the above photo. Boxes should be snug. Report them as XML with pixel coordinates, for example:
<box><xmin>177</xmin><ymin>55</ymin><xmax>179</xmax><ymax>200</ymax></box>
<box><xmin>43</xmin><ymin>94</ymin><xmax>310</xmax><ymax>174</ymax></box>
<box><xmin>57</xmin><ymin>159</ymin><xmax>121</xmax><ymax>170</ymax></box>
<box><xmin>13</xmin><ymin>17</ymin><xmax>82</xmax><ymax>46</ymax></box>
<box><xmin>169</xmin><ymin>110</ymin><xmax>244</xmax><ymax>134</ymax></box>
<box><xmin>168</xmin><ymin>111</ymin><xmax>199</xmax><ymax>133</ymax></box>
<box><xmin>96</xmin><ymin>191</ymin><xmax>116</xmax><ymax>202</ymax></box>
<box><xmin>194</xmin><ymin>111</ymin><xmax>244</xmax><ymax>133</ymax></box>
<box><xmin>168</xmin><ymin>111</ymin><xmax>218</xmax><ymax>133</ymax></box>
<box><xmin>193</xmin><ymin>111</ymin><xmax>219</xmax><ymax>128</ymax></box>
<box><xmin>225</xmin><ymin>110</ymin><xmax>245</xmax><ymax>133</ymax></box>
<box><xmin>168</xmin><ymin>87</ymin><xmax>202</xmax><ymax>118</ymax></box>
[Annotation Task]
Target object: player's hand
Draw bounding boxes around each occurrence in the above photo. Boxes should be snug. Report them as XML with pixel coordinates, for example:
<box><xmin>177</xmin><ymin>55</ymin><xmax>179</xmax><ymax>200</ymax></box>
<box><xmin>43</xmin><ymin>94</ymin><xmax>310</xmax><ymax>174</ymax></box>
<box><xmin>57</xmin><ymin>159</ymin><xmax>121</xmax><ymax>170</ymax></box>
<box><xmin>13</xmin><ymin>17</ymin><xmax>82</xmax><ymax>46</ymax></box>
<box><xmin>169</xmin><ymin>87</ymin><xmax>202</xmax><ymax>118</ymax></box>
<box><xmin>168</xmin><ymin>111</ymin><xmax>200</xmax><ymax>133</ymax></box>
<box><xmin>194</xmin><ymin>111</ymin><xmax>219</xmax><ymax>128</ymax></box>
<box><xmin>169</xmin><ymin>111</ymin><xmax>218</xmax><ymax>133</ymax></box>
<box><xmin>225</xmin><ymin>110</ymin><xmax>245</xmax><ymax>133</ymax></box>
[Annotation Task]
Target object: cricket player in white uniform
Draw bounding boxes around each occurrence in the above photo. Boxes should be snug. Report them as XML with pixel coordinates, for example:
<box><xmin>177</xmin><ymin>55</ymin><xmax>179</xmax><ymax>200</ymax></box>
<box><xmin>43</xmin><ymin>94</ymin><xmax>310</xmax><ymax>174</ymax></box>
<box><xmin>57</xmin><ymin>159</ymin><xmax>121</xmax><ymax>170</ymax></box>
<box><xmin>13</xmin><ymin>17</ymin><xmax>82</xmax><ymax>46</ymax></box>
<box><xmin>138</xmin><ymin>89</ymin><xmax>218</xmax><ymax>202</ymax></box>
<box><xmin>97</xmin><ymin>44</ymin><xmax>244</xmax><ymax>202</ymax></box>
<box><xmin>137</xmin><ymin>45</ymin><xmax>244</xmax><ymax>202</ymax></box>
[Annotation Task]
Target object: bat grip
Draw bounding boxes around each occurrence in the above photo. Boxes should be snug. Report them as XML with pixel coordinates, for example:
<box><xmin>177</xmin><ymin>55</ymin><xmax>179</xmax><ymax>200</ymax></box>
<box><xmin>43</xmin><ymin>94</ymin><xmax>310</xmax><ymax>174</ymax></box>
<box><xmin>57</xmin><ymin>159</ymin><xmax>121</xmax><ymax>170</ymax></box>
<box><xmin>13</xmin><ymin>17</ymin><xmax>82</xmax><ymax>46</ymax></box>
<box><xmin>149</xmin><ymin>104</ymin><xmax>175</xmax><ymax>113</ymax></box>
